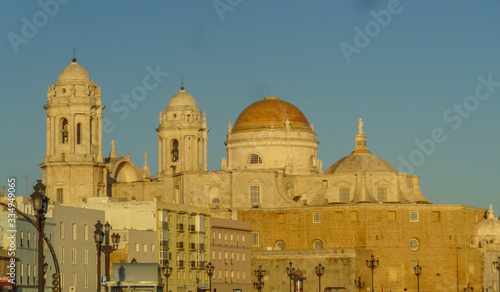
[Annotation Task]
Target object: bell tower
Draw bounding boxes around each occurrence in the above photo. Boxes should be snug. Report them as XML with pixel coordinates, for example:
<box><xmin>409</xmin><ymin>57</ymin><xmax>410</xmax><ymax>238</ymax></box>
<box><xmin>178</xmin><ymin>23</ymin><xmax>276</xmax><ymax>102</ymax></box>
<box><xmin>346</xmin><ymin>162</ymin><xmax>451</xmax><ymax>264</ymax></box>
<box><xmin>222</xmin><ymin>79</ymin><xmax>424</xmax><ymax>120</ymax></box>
<box><xmin>156</xmin><ymin>84</ymin><xmax>209</xmax><ymax>177</ymax></box>
<box><xmin>40</xmin><ymin>58</ymin><xmax>107</xmax><ymax>203</ymax></box>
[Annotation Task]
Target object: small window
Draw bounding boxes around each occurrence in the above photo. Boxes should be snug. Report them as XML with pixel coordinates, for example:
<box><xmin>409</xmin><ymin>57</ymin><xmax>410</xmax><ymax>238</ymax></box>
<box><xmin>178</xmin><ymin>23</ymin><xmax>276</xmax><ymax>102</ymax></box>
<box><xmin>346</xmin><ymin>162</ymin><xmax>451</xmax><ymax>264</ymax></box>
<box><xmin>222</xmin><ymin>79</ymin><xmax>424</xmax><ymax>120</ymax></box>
<box><xmin>432</xmin><ymin>211</ymin><xmax>441</xmax><ymax>221</ymax></box>
<box><xmin>76</xmin><ymin>123</ymin><xmax>81</xmax><ymax>144</ymax></box>
<box><xmin>409</xmin><ymin>238</ymin><xmax>419</xmax><ymax>250</ymax></box>
<box><xmin>313</xmin><ymin>239</ymin><xmax>323</xmax><ymax>250</ymax></box>
<box><xmin>276</xmin><ymin>240</ymin><xmax>285</xmax><ymax>250</ymax></box>
<box><xmin>84</xmin><ymin>225</ymin><xmax>88</xmax><ymax>241</ymax></box>
<box><xmin>247</xmin><ymin>154</ymin><xmax>262</xmax><ymax>164</ymax></box>
<box><xmin>250</xmin><ymin>186</ymin><xmax>261</xmax><ymax>204</ymax></box>
<box><xmin>377</xmin><ymin>187</ymin><xmax>388</xmax><ymax>203</ymax></box>
<box><xmin>57</xmin><ymin>189</ymin><xmax>64</xmax><ymax>203</ymax></box>
<box><xmin>313</xmin><ymin>212</ymin><xmax>321</xmax><ymax>223</ymax></box>
<box><xmin>135</xmin><ymin>243</ymin><xmax>139</xmax><ymax>252</ymax></box>
<box><xmin>339</xmin><ymin>188</ymin><xmax>350</xmax><ymax>203</ymax></box>
<box><xmin>60</xmin><ymin>222</ymin><xmax>64</xmax><ymax>239</ymax></box>
<box><xmin>252</xmin><ymin>233</ymin><xmax>259</xmax><ymax>247</ymax></box>
<box><xmin>388</xmin><ymin>211</ymin><xmax>396</xmax><ymax>221</ymax></box>
<box><xmin>322</xmin><ymin>180</ymin><xmax>328</xmax><ymax>189</ymax></box>
<box><xmin>72</xmin><ymin>223</ymin><xmax>77</xmax><ymax>240</ymax></box>
<box><xmin>310</xmin><ymin>156</ymin><xmax>315</xmax><ymax>166</ymax></box>
<box><xmin>410</xmin><ymin>211</ymin><xmax>419</xmax><ymax>222</ymax></box>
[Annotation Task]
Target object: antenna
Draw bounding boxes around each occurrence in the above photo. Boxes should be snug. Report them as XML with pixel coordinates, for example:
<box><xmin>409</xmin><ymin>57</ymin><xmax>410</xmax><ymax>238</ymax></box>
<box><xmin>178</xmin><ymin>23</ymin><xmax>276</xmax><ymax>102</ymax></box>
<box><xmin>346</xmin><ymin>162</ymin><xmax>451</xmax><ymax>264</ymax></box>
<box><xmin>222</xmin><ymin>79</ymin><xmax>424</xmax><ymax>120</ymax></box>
<box><xmin>72</xmin><ymin>45</ymin><xmax>77</xmax><ymax>62</ymax></box>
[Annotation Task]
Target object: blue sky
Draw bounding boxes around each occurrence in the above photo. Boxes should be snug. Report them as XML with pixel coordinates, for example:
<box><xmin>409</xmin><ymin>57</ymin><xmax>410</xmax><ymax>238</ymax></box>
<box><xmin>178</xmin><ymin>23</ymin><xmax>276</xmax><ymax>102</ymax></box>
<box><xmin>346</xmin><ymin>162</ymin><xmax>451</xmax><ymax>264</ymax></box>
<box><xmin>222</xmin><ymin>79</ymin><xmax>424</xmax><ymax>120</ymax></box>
<box><xmin>1</xmin><ymin>0</ymin><xmax>500</xmax><ymax>212</ymax></box>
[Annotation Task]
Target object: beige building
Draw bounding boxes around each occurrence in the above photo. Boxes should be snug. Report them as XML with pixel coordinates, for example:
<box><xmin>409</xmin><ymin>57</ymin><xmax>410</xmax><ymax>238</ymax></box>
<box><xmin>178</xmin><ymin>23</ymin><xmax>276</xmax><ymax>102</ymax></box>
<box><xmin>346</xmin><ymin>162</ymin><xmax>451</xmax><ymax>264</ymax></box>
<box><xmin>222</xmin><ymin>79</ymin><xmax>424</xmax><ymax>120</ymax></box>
<box><xmin>38</xmin><ymin>59</ymin><xmax>500</xmax><ymax>291</ymax></box>
<box><xmin>209</xmin><ymin>217</ymin><xmax>252</xmax><ymax>292</ymax></box>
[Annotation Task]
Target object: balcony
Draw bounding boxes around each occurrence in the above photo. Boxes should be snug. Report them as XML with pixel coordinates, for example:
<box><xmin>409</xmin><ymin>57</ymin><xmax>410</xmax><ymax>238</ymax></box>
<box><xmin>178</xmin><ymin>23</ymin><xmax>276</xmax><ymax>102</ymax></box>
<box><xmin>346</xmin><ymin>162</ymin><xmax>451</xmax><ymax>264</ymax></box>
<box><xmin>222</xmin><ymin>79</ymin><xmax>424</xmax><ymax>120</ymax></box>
<box><xmin>196</xmin><ymin>243</ymin><xmax>205</xmax><ymax>251</ymax></box>
<box><xmin>188</xmin><ymin>243</ymin><xmax>196</xmax><ymax>251</ymax></box>
<box><xmin>176</xmin><ymin>260</ymin><xmax>184</xmax><ymax>269</ymax></box>
<box><xmin>160</xmin><ymin>221</ymin><xmax>169</xmax><ymax>229</ymax></box>
<box><xmin>176</xmin><ymin>223</ymin><xmax>184</xmax><ymax>232</ymax></box>
<box><xmin>159</xmin><ymin>240</ymin><xmax>169</xmax><ymax>248</ymax></box>
<box><xmin>197</xmin><ymin>261</ymin><xmax>205</xmax><ymax>269</ymax></box>
<box><xmin>188</xmin><ymin>225</ymin><xmax>196</xmax><ymax>233</ymax></box>
<box><xmin>176</xmin><ymin>242</ymin><xmax>184</xmax><ymax>251</ymax></box>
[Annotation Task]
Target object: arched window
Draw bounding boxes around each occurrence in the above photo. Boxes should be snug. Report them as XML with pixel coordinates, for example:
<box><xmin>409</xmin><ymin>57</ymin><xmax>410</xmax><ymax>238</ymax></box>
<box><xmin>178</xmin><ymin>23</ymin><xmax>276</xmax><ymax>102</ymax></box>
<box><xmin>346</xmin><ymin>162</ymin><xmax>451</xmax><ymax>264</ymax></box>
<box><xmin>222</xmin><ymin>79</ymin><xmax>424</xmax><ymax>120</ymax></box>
<box><xmin>171</xmin><ymin>140</ymin><xmax>179</xmax><ymax>162</ymax></box>
<box><xmin>211</xmin><ymin>198</ymin><xmax>220</xmax><ymax>209</ymax></box>
<box><xmin>309</xmin><ymin>156</ymin><xmax>315</xmax><ymax>166</ymax></box>
<box><xmin>247</xmin><ymin>154</ymin><xmax>262</xmax><ymax>164</ymax></box>
<box><xmin>313</xmin><ymin>239</ymin><xmax>323</xmax><ymax>250</ymax></box>
<box><xmin>61</xmin><ymin>118</ymin><xmax>68</xmax><ymax>144</ymax></box>
<box><xmin>275</xmin><ymin>240</ymin><xmax>285</xmax><ymax>250</ymax></box>
<box><xmin>76</xmin><ymin>123</ymin><xmax>81</xmax><ymax>144</ymax></box>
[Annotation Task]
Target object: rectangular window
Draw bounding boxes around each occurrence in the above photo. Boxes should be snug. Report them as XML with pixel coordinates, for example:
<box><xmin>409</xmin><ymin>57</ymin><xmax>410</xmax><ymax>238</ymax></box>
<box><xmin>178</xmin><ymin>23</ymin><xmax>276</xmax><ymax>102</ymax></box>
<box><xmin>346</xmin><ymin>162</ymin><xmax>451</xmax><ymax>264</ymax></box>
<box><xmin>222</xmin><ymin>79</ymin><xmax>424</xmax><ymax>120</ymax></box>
<box><xmin>378</xmin><ymin>187</ymin><xmax>388</xmax><ymax>203</ymax></box>
<box><xmin>57</xmin><ymin>188</ymin><xmax>64</xmax><ymax>203</ymax></box>
<box><xmin>432</xmin><ymin>211</ymin><xmax>441</xmax><ymax>221</ymax></box>
<box><xmin>73</xmin><ymin>273</ymin><xmax>77</xmax><ymax>287</ymax></box>
<box><xmin>410</xmin><ymin>211</ymin><xmax>419</xmax><ymax>222</ymax></box>
<box><xmin>27</xmin><ymin>232</ymin><xmax>31</xmax><ymax>248</ymax></box>
<box><xmin>151</xmin><ymin>244</ymin><xmax>155</xmax><ymax>252</ymax></box>
<box><xmin>243</xmin><ymin>271</ymin><xmax>246</xmax><ymax>280</ymax></box>
<box><xmin>60</xmin><ymin>247</ymin><xmax>64</xmax><ymax>264</ymax></box>
<box><xmin>84</xmin><ymin>249</ymin><xmax>88</xmax><ymax>265</ymax></box>
<box><xmin>20</xmin><ymin>231</ymin><xmax>23</xmax><ymax>247</ymax></box>
<box><xmin>313</xmin><ymin>212</ymin><xmax>321</xmax><ymax>223</ymax></box>
<box><xmin>84</xmin><ymin>273</ymin><xmax>88</xmax><ymax>289</ymax></box>
<box><xmin>252</xmin><ymin>232</ymin><xmax>259</xmax><ymax>247</ymax></box>
<box><xmin>60</xmin><ymin>222</ymin><xmax>64</xmax><ymax>239</ymax></box>
<box><xmin>339</xmin><ymin>188</ymin><xmax>350</xmax><ymax>203</ymax></box>
<box><xmin>351</xmin><ymin>211</ymin><xmax>358</xmax><ymax>221</ymax></box>
<box><xmin>72</xmin><ymin>223</ymin><xmax>77</xmax><ymax>240</ymax></box>
<box><xmin>243</xmin><ymin>253</ymin><xmax>246</xmax><ymax>262</ymax></box>
<box><xmin>84</xmin><ymin>224</ymin><xmax>88</xmax><ymax>241</ymax></box>
<box><xmin>250</xmin><ymin>185</ymin><xmax>261</xmax><ymax>204</ymax></box>
<box><xmin>136</xmin><ymin>243</ymin><xmax>139</xmax><ymax>252</ymax></box>
<box><xmin>72</xmin><ymin>248</ymin><xmax>77</xmax><ymax>264</ymax></box>
<box><xmin>144</xmin><ymin>243</ymin><xmax>147</xmax><ymax>252</ymax></box>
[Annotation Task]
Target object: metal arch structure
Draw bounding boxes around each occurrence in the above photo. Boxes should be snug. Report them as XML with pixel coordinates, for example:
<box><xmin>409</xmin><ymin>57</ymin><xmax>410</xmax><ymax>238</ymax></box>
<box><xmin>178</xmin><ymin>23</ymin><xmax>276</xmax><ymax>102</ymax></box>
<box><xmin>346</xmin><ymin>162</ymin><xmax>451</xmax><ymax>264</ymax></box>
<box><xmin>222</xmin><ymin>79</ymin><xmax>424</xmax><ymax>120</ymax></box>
<box><xmin>0</xmin><ymin>202</ymin><xmax>61</xmax><ymax>291</ymax></box>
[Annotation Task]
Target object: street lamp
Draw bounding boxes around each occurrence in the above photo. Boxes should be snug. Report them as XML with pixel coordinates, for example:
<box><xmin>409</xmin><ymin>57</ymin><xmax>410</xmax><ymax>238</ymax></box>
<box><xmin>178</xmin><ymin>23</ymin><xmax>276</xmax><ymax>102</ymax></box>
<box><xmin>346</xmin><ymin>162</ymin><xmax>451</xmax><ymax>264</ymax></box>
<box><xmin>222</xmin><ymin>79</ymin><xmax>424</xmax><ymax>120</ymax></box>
<box><xmin>161</xmin><ymin>260</ymin><xmax>173</xmax><ymax>292</ymax></box>
<box><xmin>205</xmin><ymin>262</ymin><xmax>214</xmax><ymax>292</ymax></box>
<box><xmin>315</xmin><ymin>263</ymin><xmax>325</xmax><ymax>292</ymax></box>
<box><xmin>31</xmin><ymin>180</ymin><xmax>48</xmax><ymax>292</ymax></box>
<box><xmin>493</xmin><ymin>257</ymin><xmax>500</xmax><ymax>292</ymax></box>
<box><xmin>94</xmin><ymin>221</ymin><xmax>104</xmax><ymax>292</ymax></box>
<box><xmin>101</xmin><ymin>221</ymin><xmax>120</xmax><ymax>290</ymax></box>
<box><xmin>253</xmin><ymin>265</ymin><xmax>266</xmax><ymax>292</ymax></box>
<box><xmin>414</xmin><ymin>264</ymin><xmax>422</xmax><ymax>292</ymax></box>
<box><xmin>286</xmin><ymin>262</ymin><xmax>295</xmax><ymax>292</ymax></box>
<box><xmin>366</xmin><ymin>255</ymin><xmax>379</xmax><ymax>292</ymax></box>
<box><xmin>354</xmin><ymin>276</ymin><xmax>365</xmax><ymax>292</ymax></box>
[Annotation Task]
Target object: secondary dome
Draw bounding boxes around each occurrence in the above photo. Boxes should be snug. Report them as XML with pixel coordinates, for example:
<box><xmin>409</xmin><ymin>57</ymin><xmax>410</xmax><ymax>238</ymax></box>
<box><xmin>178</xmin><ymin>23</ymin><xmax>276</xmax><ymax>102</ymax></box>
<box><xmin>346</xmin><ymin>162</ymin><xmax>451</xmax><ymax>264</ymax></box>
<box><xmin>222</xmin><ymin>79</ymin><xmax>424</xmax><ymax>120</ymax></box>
<box><xmin>232</xmin><ymin>97</ymin><xmax>310</xmax><ymax>132</ymax></box>
<box><xmin>325</xmin><ymin>117</ymin><xmax>398</xmax><ymax>174</ymax></box>
<box><xmin>58</xmin><ymin>59</ymin><xmax>90</xmax><ymax>81</ymax></box>
<box><xmin>325</xmin><ymin>152</ymin><xmax>397</xmax><ymax>174</ymax></box>
<box><xmin>473</xmin><ymin>206</ymin><xmax>500</xmax><ymax>244</ymax></box>
<box><xmin>168</xmin><ymin>86</ymin><xmax>197</xmax><ymax>107</ymax></box>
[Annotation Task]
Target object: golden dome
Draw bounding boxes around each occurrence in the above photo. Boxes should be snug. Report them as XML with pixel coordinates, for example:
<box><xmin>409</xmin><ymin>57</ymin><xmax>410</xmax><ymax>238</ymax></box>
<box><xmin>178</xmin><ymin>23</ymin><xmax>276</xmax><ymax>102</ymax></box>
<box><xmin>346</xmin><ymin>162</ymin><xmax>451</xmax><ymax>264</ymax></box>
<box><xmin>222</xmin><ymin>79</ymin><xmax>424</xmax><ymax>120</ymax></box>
<box><xmin>232</xmin><ymin>97</ymin><xmax>310</xmax><ymax>132</ymax></box>
<box><xmin>58</xmin><ymin>60</ymin><xmax>90</xmax><ymax>81</ymax></box>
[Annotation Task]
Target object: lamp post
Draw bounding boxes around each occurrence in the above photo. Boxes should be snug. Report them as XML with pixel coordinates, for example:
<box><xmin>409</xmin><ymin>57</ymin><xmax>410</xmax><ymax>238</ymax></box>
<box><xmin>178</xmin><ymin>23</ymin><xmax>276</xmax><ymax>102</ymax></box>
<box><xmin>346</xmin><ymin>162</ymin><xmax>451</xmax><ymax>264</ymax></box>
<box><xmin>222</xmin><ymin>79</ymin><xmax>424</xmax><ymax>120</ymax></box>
<box><xmin>366</xmin><ymin>255</ymin><xmax>379</xmax><ymax>292</ymax></box>
<box><xmin>253</xmin><ymin>265</ymin><xmax>266</xmax><ymax>292</ymax></box>
<box><xmin>354</xmin><ymin>276</ymin><xmax>365</xmax><ymax>292</ymax></box>
<box><xmin>31</xmin><ymin>180</ymin><xmax>48</xmax><ymax>292</ymax></box>
<box><xmin>493</xmin><ymin>257</ymin><xmax>500</xmax><ymax>292</ymax></box>
<box><xmin>456</xmin><ymin>247</ymin><xmax>461</xmax><ymax>292</ymax></box>
<box><xmin>286</xmin><ymin>262</ymin><xmax>295</xmax><ymax>292</ymax></box>
<box><xmin>414</xmin><ymin>264</ymin><xmax>422</xmax><ymax>292</ymax></box>
<box><xmin>205</xmin><ymin>262</ymin><xmax>214</xmax><ymax>292</ymax></box>
<box><xmin>161</xmin><ymin>260</ymin><xmax>173</xmax><ymax>292</ymax></box>
<box><xmin>315</xmin><ymin>263</ymin><xmax>325</xmax><ymax>292</ymax></box>
<box><xmin>94</xmin><ymin>221</ymin><xmax>104</xmax><ymax>292</ymax></box>
<box><xmin>101</xmin><ymin>221</ymin><xmax>120</xmax><ymax>290</ymax></box>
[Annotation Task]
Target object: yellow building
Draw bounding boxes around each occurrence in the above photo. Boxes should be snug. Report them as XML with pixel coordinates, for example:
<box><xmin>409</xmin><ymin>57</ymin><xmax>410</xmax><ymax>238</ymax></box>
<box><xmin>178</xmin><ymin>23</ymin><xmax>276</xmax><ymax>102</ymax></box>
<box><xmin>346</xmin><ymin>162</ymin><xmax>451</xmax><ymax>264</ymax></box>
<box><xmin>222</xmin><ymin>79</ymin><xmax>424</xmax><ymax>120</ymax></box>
<box><xmin>40</xmin><ymin>59</ymin><xmax>500</xmax><ymax>291</ymax></box>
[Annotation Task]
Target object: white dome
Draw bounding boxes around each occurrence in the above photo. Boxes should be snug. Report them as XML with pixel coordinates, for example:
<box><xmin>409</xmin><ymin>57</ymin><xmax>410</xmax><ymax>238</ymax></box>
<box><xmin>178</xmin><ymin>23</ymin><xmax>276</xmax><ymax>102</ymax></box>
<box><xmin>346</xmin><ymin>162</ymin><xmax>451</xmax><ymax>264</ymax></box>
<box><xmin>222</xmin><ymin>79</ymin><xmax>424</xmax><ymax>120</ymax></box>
<box><xmin>58</xmin><ymin>60</ymin><xmax>90</xmax><ymax>81</ymax></box>
<box><xmin>168</xmin><ymin>88</ymin><xmax>197</xmax><ymax>107</ymax></box>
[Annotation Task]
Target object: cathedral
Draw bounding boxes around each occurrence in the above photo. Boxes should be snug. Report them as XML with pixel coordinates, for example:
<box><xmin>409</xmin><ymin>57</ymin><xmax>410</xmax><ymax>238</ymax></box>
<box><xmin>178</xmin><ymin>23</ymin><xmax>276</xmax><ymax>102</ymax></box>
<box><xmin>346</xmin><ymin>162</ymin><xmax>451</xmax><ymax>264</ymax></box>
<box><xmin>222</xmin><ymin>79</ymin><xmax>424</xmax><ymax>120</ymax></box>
<box><xmin>40</xmin><ymin>59</ymin><xmax>500</xmax><ymax>291</ymax></box>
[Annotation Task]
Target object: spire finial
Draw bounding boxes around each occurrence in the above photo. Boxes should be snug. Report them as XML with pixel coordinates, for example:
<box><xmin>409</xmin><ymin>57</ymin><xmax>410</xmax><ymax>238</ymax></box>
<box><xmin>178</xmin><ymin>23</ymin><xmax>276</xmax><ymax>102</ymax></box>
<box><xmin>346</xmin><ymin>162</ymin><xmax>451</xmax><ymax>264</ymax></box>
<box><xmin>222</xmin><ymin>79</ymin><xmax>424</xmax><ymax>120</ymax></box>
<box><xmin>72</xmin><ymin>45</ymin><xmax>77</xmax><ymax>62</ymax></box>
<box><xmin>487</xmin><ymin>204</ymin><xmax>495</xmax><ymax>219</ymax></box>
<box><xmin>353</xmin><ymin>117</ymin><xmax>370</xmax><ymax>154</ymax></box>
<box><xmin>358</xmin><ymin>117</ymin><xmax>363</xmax><ymax>134</ymax></box>
<box><xmin>180</xmin><ymin>77</ymin><xmax>184</xmax><ymax>90</ymax></box>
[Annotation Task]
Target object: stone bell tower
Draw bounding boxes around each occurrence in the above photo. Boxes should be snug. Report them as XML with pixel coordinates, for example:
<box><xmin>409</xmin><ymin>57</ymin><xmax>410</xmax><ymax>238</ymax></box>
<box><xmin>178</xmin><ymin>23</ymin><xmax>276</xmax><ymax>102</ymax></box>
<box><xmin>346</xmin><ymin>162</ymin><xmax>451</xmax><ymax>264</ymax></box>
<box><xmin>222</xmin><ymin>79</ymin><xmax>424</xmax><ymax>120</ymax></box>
<box><xmin>39</xmin><ymin>58</ymin><xmax>107</xmax><ymax>203</ymax></box>
<box><xmin>156</xmin><ymin>84</ymin><xmax>209</xmax><ymax>178</ymax></box>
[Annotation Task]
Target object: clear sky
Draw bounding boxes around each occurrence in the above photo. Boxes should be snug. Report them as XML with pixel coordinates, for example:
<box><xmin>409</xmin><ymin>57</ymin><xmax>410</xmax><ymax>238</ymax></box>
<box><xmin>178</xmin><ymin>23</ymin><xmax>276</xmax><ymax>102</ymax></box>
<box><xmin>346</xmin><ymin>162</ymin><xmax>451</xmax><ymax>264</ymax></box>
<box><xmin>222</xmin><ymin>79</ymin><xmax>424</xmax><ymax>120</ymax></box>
<box><xmin>1</xmin><ymin>1</ymin><xmax>499</xmax><ymax>212</ymax></box>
